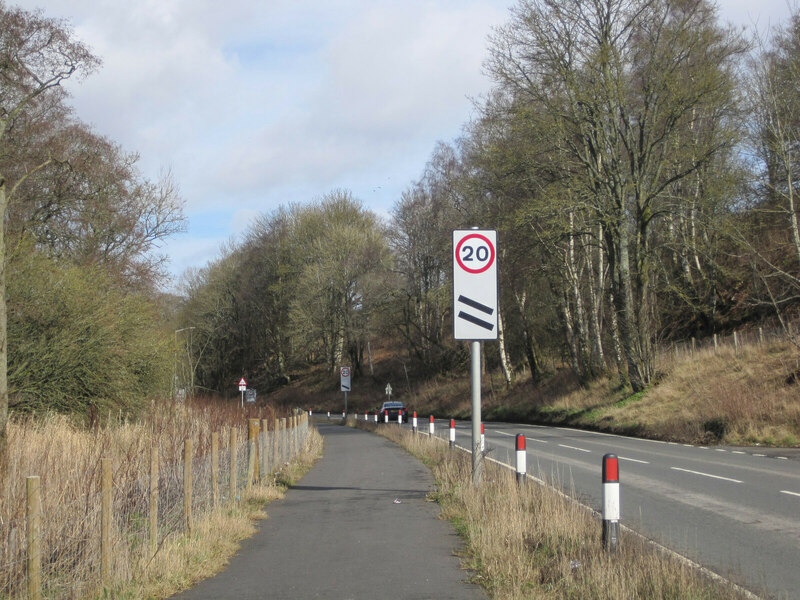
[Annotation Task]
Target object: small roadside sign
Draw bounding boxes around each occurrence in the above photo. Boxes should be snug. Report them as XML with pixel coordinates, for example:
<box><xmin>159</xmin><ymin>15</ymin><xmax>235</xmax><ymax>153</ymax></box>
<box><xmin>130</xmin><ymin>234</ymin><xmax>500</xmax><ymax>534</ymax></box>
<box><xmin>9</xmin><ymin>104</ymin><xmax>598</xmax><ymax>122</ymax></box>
<box><xmin>340</xmin><ymin>367</ymin><xmax>351</xmax><ymax>392</ymax></box>
<box><xmin>453</xmin><ymin>229</ymin><xmax>498</xmax><ymax>340</ymax></box>
<box><xmin>245</xmin><ymin>389</ymin><xmax>257</xmax><ymax>403</ymax></box>
<box><xmin>238</xmin><ymin>377</ymin><xmax>247</xmax><ymax>392</ymax></box>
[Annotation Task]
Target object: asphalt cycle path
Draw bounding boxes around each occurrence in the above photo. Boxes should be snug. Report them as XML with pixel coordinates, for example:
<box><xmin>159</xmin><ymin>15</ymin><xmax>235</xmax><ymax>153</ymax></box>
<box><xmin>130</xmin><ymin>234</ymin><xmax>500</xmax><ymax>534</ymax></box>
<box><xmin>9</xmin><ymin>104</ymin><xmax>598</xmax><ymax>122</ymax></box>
<box><xmin>172</xmin><ymin>423</ymin><xmax>485</xmax><ymax>600</ymax></box>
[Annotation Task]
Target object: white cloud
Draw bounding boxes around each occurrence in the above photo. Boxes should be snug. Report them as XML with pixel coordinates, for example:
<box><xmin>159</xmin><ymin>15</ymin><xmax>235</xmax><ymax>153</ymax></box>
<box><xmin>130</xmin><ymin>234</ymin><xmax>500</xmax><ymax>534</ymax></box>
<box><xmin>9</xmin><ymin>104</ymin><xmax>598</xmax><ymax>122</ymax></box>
<box><xmin>8</xmin><ymin>0</ymin><xmax>795</xmax><ymax>286</ymax></box>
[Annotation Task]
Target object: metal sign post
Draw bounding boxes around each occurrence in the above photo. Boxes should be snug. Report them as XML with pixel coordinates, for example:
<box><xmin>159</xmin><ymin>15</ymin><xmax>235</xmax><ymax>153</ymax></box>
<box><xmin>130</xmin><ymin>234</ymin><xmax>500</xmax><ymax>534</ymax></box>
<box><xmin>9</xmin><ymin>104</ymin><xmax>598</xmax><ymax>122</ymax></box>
<box><xmin>453</xmin><ymin>229</ymin><xmax>498</xmax><ymax>486</ymax></box>
<box><xmin>340</xmin><ymin>366</ymin><xmax>351</xmax><ymax>415</ymax></box>
<box><xmin>238</xmin><ymin>377</ymin><xmax>247</xmax><ymax>409</ymax></box>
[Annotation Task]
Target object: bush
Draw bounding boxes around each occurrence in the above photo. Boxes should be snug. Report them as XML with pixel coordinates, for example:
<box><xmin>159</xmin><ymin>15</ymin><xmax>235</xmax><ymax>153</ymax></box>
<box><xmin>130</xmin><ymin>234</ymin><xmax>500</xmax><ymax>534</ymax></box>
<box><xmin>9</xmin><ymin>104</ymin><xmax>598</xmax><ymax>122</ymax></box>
<box><xmin>7</xmin><ymin>242</ymin><xmax>172</xmax><ymax>418</ymax></box>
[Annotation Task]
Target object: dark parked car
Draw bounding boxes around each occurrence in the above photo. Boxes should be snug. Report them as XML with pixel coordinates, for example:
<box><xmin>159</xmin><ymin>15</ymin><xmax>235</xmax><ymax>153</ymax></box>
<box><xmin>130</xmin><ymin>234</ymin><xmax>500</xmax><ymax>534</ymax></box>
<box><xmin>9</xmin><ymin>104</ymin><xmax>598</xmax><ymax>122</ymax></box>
<box><xmin>378</xmin><ymin>401</ymin><xmax>407</xmax><ymax>422</ymax></box>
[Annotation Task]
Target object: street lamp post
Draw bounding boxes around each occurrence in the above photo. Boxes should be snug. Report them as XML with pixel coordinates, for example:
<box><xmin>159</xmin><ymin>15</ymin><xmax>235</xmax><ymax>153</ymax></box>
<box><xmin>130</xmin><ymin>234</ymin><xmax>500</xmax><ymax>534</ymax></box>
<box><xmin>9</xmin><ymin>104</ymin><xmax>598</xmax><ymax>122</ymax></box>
<box><xmin>174</xmin><ymin>327</ymin><xmax>196</xmax><ymax>400</ymax></box>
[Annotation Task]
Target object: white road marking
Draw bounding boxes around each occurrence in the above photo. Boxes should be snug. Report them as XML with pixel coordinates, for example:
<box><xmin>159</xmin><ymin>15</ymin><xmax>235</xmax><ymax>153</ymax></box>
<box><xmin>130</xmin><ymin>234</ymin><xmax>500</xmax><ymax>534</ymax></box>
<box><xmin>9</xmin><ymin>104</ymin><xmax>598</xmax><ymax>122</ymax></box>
<box><xmin>493</xmin><ymin>430</ymin><xmax>547</xmax><ymax>443</ymax></box>
<box><xmin>780</xmin><ymin>490</ymin><xmax>800</xmax><ymax>498</ymax></box>
<box><xmin>778</xmin><ymin>457</ymin><xmax>788</xmax><ymax>460</ymax></box>
<box><xmin>715</xmin><ymin>449</ymin><xmax>727</xmax><ymax>452</ymax></box>
<box><xmin>753</xmin><ymin>454</ymin><xmax>766</xmax><ymax>457</ymax></box>
<box><xmin>732</xmin><ymin>451</ymin><xmax>746</xmax><ymax>455</ymax></box>
<box><xmin>618</xmin><ymin>456</ymin><xmax>650</xmax><ymax>464</ymax></box>
<box><xmin>558</xmin><ymin>444</ymin><xmax>591</xmax><ymax>453</ymax></box>
<box><xmin>670</xmin><ymin>467</ymin><xmax>743</xmax><ymax>483</ymax></box>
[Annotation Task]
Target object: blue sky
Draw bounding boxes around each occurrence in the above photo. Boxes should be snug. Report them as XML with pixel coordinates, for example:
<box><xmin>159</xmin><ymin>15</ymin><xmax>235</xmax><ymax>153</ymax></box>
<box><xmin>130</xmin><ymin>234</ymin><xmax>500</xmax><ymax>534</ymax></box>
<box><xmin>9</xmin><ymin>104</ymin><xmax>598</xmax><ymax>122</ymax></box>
<box><xmin>10</xmin><ymin>0</ymin><xmax>795</xmax><ymax>288</ymax></box>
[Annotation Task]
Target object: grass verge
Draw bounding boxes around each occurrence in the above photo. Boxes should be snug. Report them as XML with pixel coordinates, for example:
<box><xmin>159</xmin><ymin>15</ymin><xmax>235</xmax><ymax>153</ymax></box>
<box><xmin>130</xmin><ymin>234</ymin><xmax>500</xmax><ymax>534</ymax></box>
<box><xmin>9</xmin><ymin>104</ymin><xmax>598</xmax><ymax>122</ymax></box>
<box><xmin>360</xmin><ymin>423</ymin><xmax>758</xmax><ymax>600</ymax></box>
<box><xmin>107</xmin><ymin>427</ymin><xmax>323</xmax><ymax>599</ymax></box>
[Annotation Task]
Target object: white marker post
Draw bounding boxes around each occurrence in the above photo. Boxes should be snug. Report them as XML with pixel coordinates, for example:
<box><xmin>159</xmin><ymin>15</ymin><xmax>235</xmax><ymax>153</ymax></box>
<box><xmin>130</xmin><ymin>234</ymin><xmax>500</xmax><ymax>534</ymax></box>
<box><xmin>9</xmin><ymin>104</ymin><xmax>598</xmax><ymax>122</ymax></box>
<box><xmin>602</xmin><ymin>454</ymin><xmax>620</xmax><ymax>552</ymax></box>
<box><xmin>412</xmin><ymin>412</ymin><xmax>418</xmax><ymax>435</ymax></box>
<box><xmin>453</xmin><ymin>229</ymin><xmax>498</xmax><ymax>486</ymax></box>
<box><xmin>429</xmin><ymin>415</ymin><xmax>435</xmax><ymax>436</ymax></box>
<box><xmin>449</xmin><ymin>419</ymin><xmax>456</xmax><ymax>448</ymax></box>
<box><xmin>516</xmin><ymin>434</ymin><xmax>527</xmax><ymax>486</ymax></box>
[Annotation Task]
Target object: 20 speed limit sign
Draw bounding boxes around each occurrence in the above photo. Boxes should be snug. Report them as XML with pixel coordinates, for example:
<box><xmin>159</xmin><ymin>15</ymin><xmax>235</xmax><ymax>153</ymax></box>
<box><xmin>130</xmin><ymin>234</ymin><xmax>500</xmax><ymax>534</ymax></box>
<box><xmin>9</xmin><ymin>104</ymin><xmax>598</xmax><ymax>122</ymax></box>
<box><xmin>453</xmin><ymin>230</ymin><xmax>498</xmax><ymax>340</ymax></box>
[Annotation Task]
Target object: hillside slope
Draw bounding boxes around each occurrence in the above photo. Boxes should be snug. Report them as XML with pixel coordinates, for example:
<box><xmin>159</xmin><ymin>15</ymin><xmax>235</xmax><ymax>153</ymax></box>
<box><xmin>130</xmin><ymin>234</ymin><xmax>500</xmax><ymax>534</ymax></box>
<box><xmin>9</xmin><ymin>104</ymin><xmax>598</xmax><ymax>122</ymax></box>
<box><xmin>270</xmin><ymin>339</ymin><xmax>800</xmax><ymax>447</ymax></box>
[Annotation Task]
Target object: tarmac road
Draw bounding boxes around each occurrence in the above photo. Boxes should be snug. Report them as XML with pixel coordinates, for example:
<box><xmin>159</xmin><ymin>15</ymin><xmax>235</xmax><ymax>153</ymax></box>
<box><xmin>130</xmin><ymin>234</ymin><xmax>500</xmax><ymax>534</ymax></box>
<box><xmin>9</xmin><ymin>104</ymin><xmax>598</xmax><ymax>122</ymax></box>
<box><xmin>171</xmin><ymin>423</ymin><xmax>485</xmax><ymax>600</ymax></box>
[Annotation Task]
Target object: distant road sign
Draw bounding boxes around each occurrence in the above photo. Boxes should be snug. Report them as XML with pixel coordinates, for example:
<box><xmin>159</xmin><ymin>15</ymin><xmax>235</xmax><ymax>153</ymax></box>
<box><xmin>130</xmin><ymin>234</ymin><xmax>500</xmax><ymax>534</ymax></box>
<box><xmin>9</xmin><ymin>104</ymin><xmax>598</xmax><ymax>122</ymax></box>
<box><xmin>245</xmin><ymin>389</ymin><xmax>257</xmax><ymax>403</ymax></box>
<box><xmin>340</xmin><ymin>366</ymin><xmax>351</xmax><ymax>392</ymax></box>
<box><xmin>238</xmin><ymin>377</ymin><xmax>247</xmax><ymax>392</ymax></box>
<box><xmin>453</xmin><ymin>230</ymin><xmax>498</xmax><ymax>340</ymax></box>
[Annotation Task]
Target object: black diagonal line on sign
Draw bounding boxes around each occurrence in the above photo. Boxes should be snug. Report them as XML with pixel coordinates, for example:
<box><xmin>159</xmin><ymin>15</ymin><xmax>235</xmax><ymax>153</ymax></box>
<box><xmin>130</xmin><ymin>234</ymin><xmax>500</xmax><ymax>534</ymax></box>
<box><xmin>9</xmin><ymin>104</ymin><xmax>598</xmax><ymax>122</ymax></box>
<box><xmin>458</xmin><ymin>311</ymin><xmax>495</xmax><ymax>331</ymax></box>
<box><xmin>458</xmin><ymin>295</ymin><xmax>494</xmax><ymax>315</ymax></box>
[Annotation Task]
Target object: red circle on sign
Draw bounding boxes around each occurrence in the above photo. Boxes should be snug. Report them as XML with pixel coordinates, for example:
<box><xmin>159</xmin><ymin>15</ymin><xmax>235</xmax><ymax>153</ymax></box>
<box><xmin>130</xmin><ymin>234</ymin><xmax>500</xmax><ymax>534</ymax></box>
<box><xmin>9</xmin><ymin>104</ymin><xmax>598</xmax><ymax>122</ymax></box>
<box><xmin>455</xmin><ymin>233</ymin><xmax>495</xmax><ymax>274</ymax></box>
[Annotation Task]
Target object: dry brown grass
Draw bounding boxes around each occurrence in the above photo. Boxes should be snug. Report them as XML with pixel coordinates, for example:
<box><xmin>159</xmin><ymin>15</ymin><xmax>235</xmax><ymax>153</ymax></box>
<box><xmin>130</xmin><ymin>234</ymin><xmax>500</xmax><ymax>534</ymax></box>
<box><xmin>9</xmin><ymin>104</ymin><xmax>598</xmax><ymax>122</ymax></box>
<box><xmin>368</xmin><ymin>424</ymin><xmax>752</xmax><ymax>600</ymax></box>
<box><xmin>0</xmin><ymin>401</ymin><xmax>319</xmax><ymax>599</ymax></box>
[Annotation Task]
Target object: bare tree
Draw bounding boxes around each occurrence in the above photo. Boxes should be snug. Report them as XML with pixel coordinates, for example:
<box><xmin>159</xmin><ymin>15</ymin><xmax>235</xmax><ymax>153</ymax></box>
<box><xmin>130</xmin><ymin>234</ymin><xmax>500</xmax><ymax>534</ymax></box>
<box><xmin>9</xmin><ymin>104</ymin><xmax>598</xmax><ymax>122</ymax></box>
<box><xmin>0</xmin><ymin>3</ymin><xmax>99</xmax><ymax>466</ymax></box>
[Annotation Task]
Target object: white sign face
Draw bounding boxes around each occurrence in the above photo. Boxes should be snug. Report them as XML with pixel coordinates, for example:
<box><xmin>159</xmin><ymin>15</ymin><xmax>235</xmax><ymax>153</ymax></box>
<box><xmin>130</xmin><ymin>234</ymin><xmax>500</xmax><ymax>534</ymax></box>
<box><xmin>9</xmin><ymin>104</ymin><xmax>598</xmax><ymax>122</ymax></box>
<box><xmin>238</xmin><ymin>377</ymin><xmax>247</xmax><ymax>392</ymax></box>
<box><xmin>453</xmin><ymin>229</ymin><xmax>498</xmax><ymax>340</ymax></box>
<box><xmin>340</xmin><ymin>366</ymin><xmax>351</xmax><ymax>392</ymax></box>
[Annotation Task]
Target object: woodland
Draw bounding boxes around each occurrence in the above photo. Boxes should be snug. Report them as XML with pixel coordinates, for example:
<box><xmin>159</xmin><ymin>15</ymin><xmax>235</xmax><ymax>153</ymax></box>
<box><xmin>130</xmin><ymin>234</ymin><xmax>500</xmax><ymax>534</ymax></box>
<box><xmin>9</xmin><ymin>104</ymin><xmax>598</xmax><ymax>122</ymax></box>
<box><xmin>2</xmin><ymin>0</ymin><xmax>800</xmax><ymax>460</ymax></box>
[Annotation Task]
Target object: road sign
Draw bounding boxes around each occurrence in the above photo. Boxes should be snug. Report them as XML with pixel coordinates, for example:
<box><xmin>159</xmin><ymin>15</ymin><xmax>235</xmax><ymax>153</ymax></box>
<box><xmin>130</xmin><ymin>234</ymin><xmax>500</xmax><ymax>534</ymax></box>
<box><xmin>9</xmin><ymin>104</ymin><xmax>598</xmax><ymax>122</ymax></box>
<box><xmin>340</xmin><ymin>366</ymin><xmax>351</xmax><ymax>392</ymax></box>
<box><xmin>385</xmin><ymin>383</ymin><xmax>392</xmax><ymax>397</ymax></box>
<box><xmin>453</xmin><ymin>230</ymin><xmax>498</xmax><ymax>340</ymax></box>
<box><xmin>238</xmin><ymin>377</ymin><xmax>247</xmax><ymax>391</ymax></box>
<box><xmin>245</xmin><ymin>389</ymin><xmax>257</xmax><ymax>403</ymax></box>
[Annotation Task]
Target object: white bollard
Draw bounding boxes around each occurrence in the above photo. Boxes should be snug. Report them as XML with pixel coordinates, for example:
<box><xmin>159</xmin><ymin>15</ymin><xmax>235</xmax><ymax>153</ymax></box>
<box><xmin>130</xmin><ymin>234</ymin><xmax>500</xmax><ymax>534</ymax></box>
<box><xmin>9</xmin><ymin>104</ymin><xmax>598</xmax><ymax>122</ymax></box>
<box><xmin>515</xmin><ymin>434</ymin><xmax>526</xmax><ymax>485</ymax></box>
<box><xmin>602</xmin><ymin>454</ymin><xmax>620</xmax><ymax>551</ymax></box>
<box><xmin>374</xmin><ymin>413</ymin><xmax>378</xmax><ymax>424</ymax></box>
<box><xmin>449</xmin><ymin>419</ymin><xmax>456</xmax><ymax>448</ymax></box>
<box><xmin>412</xmin><ymin>412</ymin><xmax>418</xmax><ymax>434</ymax></box>
<box><xmin>429</xmin><ymin>415</ymin><xmax>435</xmax><ymax>436</ymax></box>
<box><xmin>480</xmin><ymin>423</ymin><xmax>485</xmax><ymax>453</ymax></box>
<box><xmin>398</xmin><ymin>413</ymin><xmax>402</xmax><ymax>425</ymax></box>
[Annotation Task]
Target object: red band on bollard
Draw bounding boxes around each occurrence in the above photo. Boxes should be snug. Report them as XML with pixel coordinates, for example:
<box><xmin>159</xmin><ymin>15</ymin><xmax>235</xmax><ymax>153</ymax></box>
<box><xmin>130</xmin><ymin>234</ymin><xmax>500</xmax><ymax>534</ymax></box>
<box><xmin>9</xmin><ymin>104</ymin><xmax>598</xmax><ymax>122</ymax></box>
<box><xmin>430</xmin><ymin>415</ymin><xmax>434</xmax><ymax>423</ymax></box>
<box><xmin>516</xmin><ymin>433</ymin><xmax>526</xmax><ymax>451</ymax></box>
<box><xmin>481</xmin><ymin>423</ymin><xmax>484</xmax><ymax>434</ymax></box>
<box><xmin>603</xmin><ymin>454</ymin><xmax>619</xmax><ymax>482</ymax></box>
<box><xmin>450</xmin><ymin>419</ymin><xmax>455</xmax><ymax>429</ymax></box>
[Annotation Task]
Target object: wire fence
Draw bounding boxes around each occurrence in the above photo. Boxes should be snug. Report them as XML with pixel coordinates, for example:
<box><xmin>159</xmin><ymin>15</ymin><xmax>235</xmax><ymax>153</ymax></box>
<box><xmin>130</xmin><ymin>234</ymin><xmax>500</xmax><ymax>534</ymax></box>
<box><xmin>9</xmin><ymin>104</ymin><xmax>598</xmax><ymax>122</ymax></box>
<box><xmin>656</xmin><ymin>320</ymin><xmax>798</xmax><ymax>366</ymax></box>
<box><xmin>1</xmin><ymin>414</ymin><xmax>310</xmax><ymax>600</ymax></box>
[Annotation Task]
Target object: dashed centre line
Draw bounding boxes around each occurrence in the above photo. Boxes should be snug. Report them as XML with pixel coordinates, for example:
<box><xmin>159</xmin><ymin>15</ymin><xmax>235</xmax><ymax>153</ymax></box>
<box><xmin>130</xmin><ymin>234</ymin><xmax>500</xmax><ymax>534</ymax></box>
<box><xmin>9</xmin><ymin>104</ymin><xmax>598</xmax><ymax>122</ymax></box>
<box><xmin>618</xmin><ymin>456</ymin><xmax>649</xmax><ymax>464</ymax></box>
<box><xmin>780</xmin><ymin>490</ymin><xmax>800</xmax><ymax>498</ymax></box>
<box><xmin>671</xmin><ymin>467</ymin><xmax>743</xmax><ymax>483</ymax></box>
<box><xmin>558</xmin><ymin>443</ymin><xmax>591</xmax><ymax>453</ymax></box>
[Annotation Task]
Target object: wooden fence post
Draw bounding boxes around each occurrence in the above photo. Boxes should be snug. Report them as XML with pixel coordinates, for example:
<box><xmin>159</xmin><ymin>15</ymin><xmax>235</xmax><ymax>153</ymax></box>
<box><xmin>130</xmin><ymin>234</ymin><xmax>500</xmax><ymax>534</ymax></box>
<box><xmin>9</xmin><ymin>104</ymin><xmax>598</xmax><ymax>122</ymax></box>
<box><xmin>230</xmin><ymin>428</ymin><xmax>237</xmax><ymax>502</ymax></box>
<box><xmin>149</xmin><ymin>447</ymin><xmax>159</xmax><ymax>558</ymax></box>
<box><xmin>713</xmin><ymin>333</ymin><xmax>718</xmax><ymax>353</ymax></box>
<box><xmin>272</xmin><ymin>418</ymin><xmax>280</xmax><ymax>468</ymax></box>
<box><xmin>261</xmin><ymin>419</ymin><xmax>269</xmax><ymax>480</ymax></box>
<box><xmin>184</xmin><ymin>439</ymin><xmax>193</xmax><ymax>534</ymax></box>
<box><xmin>101</xmin><ymin>458</ymin><xmax>112</xmax><ymax>586</ymax></box>
<box><xmin>247</xmin><ymin>419</ymin><xmax>258</xmax><ymax>487</ymax></box>
<box><xmin>759</xmin><ymin>327</ymin><xmax>764</xmax><ymax>346</ymax></box>
<box><xmin>734</xmin><ymin>331</ymin><xmax>740</xmax><ymax>354</ymax></box>
<box><xmin>211</xmin><ymin>432</ymin><xmax>219</xmax><ymax>508</ymax></box>
<box><xmin>691</xmin><ymin>337</ymin><xmax>696</xmax><ymax>355</ymax></box>
<box><xmin>26</xmin><ymin>476</ymin><xmax>41</xmax><ymax>600</ymax></box>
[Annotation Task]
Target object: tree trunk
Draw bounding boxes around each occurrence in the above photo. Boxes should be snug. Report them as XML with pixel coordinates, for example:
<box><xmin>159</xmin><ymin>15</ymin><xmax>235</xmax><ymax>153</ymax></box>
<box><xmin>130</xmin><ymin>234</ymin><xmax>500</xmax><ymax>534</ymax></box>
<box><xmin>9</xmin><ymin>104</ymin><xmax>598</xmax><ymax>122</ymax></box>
<box><xmin>497</xmin><ymin>310</ymin><xmax>513</xmax><ymax>386</ymax></box>
<box><xmin>0</xmin><ymin>179</ymin><xmax>7</xmax><ymax>470</ymax></box>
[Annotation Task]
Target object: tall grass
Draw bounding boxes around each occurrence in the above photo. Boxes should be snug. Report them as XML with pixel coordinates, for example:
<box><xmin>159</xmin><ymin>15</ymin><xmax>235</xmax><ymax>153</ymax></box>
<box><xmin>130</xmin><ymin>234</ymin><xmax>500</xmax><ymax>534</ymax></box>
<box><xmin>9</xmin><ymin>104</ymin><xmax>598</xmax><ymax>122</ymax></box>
<box><xmin>366</xmin><ymin>424</ymin><xmax>755</xmax><ymax>600</ymax></box>
<box><xmin>0</xmin><ymin>399</ymin><xmax>314</xmax><ymax>599</ymax></box>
